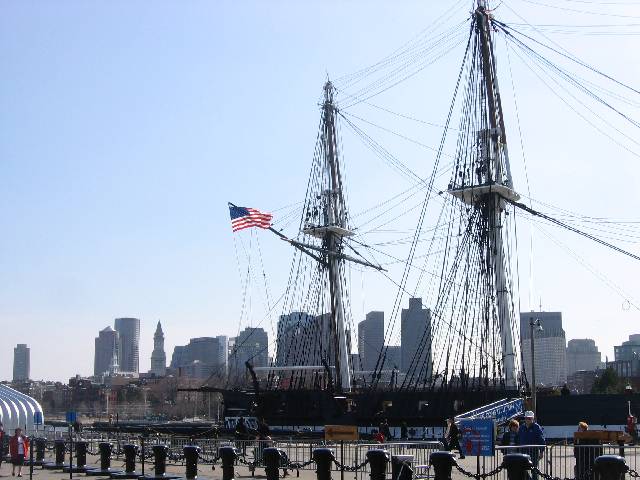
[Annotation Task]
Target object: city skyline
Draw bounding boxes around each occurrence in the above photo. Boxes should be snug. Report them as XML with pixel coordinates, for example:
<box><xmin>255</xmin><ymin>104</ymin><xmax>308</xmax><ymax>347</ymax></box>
<box><xmin>1</xmin><ymin>1</ymin><xmax>639</xmax><ymax>381</ymax></box>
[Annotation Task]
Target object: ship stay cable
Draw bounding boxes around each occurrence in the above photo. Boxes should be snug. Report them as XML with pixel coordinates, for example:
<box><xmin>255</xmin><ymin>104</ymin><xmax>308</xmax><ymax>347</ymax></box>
<box><xmin>369</xmin><ymin>21</ymin><xmax>476</xmax><ymax>391</ymax></box>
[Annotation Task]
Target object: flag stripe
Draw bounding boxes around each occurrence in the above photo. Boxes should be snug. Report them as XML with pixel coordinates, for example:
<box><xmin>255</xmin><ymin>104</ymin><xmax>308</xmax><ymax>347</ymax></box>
<box><xmin>228</xmin><ymin>203</ymin><xmax>273</xmax><ymax>232</ymax></box>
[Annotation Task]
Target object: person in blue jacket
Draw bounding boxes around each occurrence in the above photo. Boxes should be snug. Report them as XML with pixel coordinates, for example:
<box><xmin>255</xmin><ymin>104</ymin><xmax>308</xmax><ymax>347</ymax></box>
<box><xmin>518</xmin><ymin>411</ymin><xmax>545</xmax><ymax>480</ymax></box>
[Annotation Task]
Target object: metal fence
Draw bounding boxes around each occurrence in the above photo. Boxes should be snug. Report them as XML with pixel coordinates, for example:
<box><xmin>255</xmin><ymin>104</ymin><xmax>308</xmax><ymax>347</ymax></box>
<box><xmin>484</xmin><ymin>444</ymin><xmax>640</xmax><ymax>480</ymax></box>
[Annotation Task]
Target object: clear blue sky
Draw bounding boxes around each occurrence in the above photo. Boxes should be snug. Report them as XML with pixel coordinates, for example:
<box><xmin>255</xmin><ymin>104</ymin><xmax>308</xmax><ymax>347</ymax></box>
<box><xmin>1</xmin><ymin>0</ymin><xmax>639</xmax><ymax>382</ymax></box>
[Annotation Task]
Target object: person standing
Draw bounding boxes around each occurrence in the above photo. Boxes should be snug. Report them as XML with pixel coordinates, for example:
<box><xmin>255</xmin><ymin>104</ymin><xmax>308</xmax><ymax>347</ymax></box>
<box><xmin>9</xmin><ymin>428</ymin><xmax>29</xmax><ymax>477</ymax></box>
<box><xmin>517</xmin><ymin>411</ymin><xmax>545</xmax><ymax>480</ymax></box>
<box><xmin>501</xmin><ymin>420</ymin><xmax>519</xmax><ymax>447</ymax></box>
<box><xmin>445</xmin><ymin>418</ymin><xmax>465</xmax><ymax>459</ymax></box>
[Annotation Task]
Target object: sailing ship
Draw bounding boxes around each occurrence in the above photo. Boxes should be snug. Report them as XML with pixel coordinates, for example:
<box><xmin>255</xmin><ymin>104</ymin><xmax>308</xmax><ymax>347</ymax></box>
<box><xmin>185</xmin><ymin>0</ymin><xmax>640</xmax><ymax>430</ymax></box>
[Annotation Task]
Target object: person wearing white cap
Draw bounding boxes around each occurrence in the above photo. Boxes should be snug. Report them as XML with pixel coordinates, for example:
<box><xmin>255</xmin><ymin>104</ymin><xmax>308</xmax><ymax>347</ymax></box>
<box><xmin>518</xmin><ymin>411</ymin><xmax>545</xmax><ymax>480</ymax></box>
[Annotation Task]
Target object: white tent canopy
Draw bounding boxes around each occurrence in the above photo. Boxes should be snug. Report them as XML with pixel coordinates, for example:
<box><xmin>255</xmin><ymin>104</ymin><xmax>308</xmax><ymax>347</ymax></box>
<box><xmin>0</xmin><ymin>384</ymin><xmax>44</xmax><ymax>434</ymax></box>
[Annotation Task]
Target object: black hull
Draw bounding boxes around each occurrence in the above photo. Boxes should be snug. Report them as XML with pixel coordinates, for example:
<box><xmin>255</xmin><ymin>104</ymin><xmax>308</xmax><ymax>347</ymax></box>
<box><xmin>221</xmin><ymin>388</ymin><xmax>518</xmax><ymax>427</ymax></box>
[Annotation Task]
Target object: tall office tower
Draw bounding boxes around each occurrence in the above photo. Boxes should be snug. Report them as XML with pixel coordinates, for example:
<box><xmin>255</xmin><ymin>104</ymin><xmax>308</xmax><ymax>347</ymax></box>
<box><xmin>170</xmin><ymin>336</ymin><xmax>228</xmax><ymax>379</ymax></box>
<box><xmin>401</xmin><ymin>298</ymin><xmax>432</xmax><ymax>382</ymax></box>
<box><xmin>12</xmin><ymin>344</ymin><xmax>30</xmax><ymax>382</ymax></box>
<box><xmin>520</xmin><ymin>311</ymin><xmax>567</xmax><ymax>386</ymax></box>
<box><xmin>385</xmin><ymin>346</ymin><xmax>402</xmax><ymax>370</ymax></box>
<box><xmin>566</xmin><ymin>339</ymin><xmax>601</xmax><ymax>375</ymax></box>
<box><xmin>614</xmin><ymin>334</ymin><xmax>640</xmax><ymax>361</ymax></box>
<box><xmin>94</xmin><ymin>327</ymin><xmax>119</xmax><ymax>377</ymax></box>
<box><xmin>150</xmin><ymin>321</ymin><xmax>167</xmax><ymax>377</ymax></box>
<box><xmin>114</xmin><ymin>317</ymin><xmax>140</xmax><ymax>373</ymax></box>
<box><xmin>357</xmin><ymin>311</ymin><xmax>385</xmax><ymax>371</ymax></box>
<box><xmin>229</xmin><ymin>327</ymin><xmax>269</xmax><ymax>381</ymax></box>
<box><xmin>216</xmin><ymin>335</ymin><xmax>229</xmax><ymax>376</ymax></box>
<box><xmin>276</xmin><ymin>312</ymin><xmax>314</xmax><ymax>366</ymax></box>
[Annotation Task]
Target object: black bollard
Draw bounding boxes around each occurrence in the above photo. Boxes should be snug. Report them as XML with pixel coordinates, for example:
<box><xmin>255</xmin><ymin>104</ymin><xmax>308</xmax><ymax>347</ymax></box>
<box><xmin>392</xmin><ymin>455</ymin><xmax>414</xmax><ymax>480</ymax></box>
<box><xmin>124</xmin><ymin>444</ymin><xmax>139</xmax><ymax>473</ymax></box>
<box><xmin>593</xmin><ymin>455</ymin><xmax>628</xmax><ymax>480</ymax></box>
<box><xmin>138</xmin><ymin>445</ymin><xmax>181</xmax><ymax>480</ymax></box>
<box><xmin>429</xmin><ymin>451</ymin><xmax>457</xmax><ymax>480</ymax></box>
<box><xmin>366</xmin><ymin>449</ymin><xmax>390</xmax><ymax>480</ymax></box>
<box><xmin>263</xmin><ymin>448</ymin><xmax>283</xmax><ymax>480</ymax></box>
<box><xmin>501</xmin><ymin>454</ymin><xmax>533</xmax><ymax>480</ymax></box>
<box><xmin>183</xmin><ymin>446</ymin><xmax>200</xmax><ymax>480</ymax></box>
<box><xmin>43</xmin><ymin>439</ymin><xmax>66</xmax><ymax>469</ymax></box>
<box><xmin>219</xmin><ymin>446</ymin><xmax>237</xmax><ymax>480</ymax></box>
<box><xmin>63</xmin><ymin>440</ymin><xmax>88</xmax><ymax>473</ymax></box>
<box><xmin>313</xmin><ymin>448</ymin><xmax>335</xmax><ymax>480</ymax></box>
<box><xmin>86</xmin><ymin>442</ymin><xmax>122</xmax><ymax>476</ymax></box>
<box><xmin>35</xmin><ymin>438</ymin><xmax>46</xmax><ymax>464</ymax></box>
<box><xmin>55</xmin><ymin>439</ymin><xmax>66</xmax><ymax>465</ymax></box>
<box><xmin>112</xmin><ymin>444</ymin><xmax>141</xmax><ymax>479</ymax></box>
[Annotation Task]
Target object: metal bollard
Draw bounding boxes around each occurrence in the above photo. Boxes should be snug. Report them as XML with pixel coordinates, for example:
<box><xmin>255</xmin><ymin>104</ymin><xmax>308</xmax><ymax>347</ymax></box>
<box><xmin>263</xmin><ymin>448</ymin><xmax>283</xmax><ymax>480</ymax></box>
<box><xmin>501</xmin><ymin>454</ymin><xmax>533</xmax><ymax>480</ymax></box>
<box><xmin>313</xmin><ymin>448</ymin><xmax>335</xmax><ymax>480</ymax></box>
<box><xmin>111</xmin><ymin>444</ymin><xmax>141</xmax><ymax>479</ymax></box>
<box><xmin>85</xmin><ymin>442</ymin><xmax>123</xmax><ymax>476</ymax></box>
<box><xmin>63</xmin><ymin>440</ymin><xmax>88</xmax><ymax>473</ymax></box>
<box><xmin>138</xmin><ymin>445</ymin><xmax>181</xmax><ymax>480</ymax></box>
<box><xmin>429</xmin><ymin>451</ymin><xmax>457</xmax><ymax>480</ymax></box>
<box><xmin>593</xmin><ymin>455</ymin><xmax>628</xmax><ymax>480</ymax></box>
<box><xmin>153</xmin><ymin>445</ymin><xmax>169</xmax><ymax>477</ymax></box>
<box><xmin>99</xmin><ymin>442</ymin><xmax>113</xmax><ymax>471</ymax></box>
<box><xmin>392</xmin><ymin>455</ymin><xmax>414</xmax><ymax>480</ymax></box>
<box><xmin>183</xmin><ymin>445</ymin><xmax>201</xmax><ymax>480</ymax></box>
<box><xmin>123</xmin><ymin>444</ymin><xmax>139</xmax><ymax>473</ymax></box>
<box><xmin>219</xmin><ymin>446</ymin><xmax>238</xmax><ymax>480</ymax></box>
<box><xmin>43</xmin><ymin>439</ymin><xmax>67</xmax><ymax>469</ymax></box>
<box><xmin>55</xmin><ymin>439</ymin><xmax>66</xmax><ymax>465</ymax></box>
<box><xmin>366</xmin><ymin>449</ymin><xmax>390</xmax><ymax>480</ymax></box>
<box><xmin>35</xmin><ymin>438</ymin><xmax>46</xmax><ymax>464</ymax></box>
<box><xmin>75</xmin><ymin>441</ymin><xmax>87</xmax><ymax>468</ymax></box>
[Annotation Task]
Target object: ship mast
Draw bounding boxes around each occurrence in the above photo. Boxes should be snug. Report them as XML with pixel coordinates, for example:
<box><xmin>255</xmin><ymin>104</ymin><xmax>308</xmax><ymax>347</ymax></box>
<box><xmin>447</xmin><ymin>1</ymin><xmax>519</xmax><ymax>388</ymax></box>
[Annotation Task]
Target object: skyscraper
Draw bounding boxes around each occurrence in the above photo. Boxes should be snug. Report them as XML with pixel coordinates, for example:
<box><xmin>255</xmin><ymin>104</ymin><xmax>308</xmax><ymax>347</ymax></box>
<box><xmin>520</xmin><ymin>311</ymin><xmax>567</xmax><ymax>386</ymax></box>
<box><xmin>229</xmin><ymin>327</ymin><xmax>268</xmax><ymax>379</ymax></box>
<box><xmin>358</xmin><ymin>311</ymin><xmax>385</xmax><ymax>371</ymax></box>
<box><xmin>150</xmin><ymin>321</ymin><xmax>166</xmax><ymax>377</ymax></box>
<box><xmin>94</xmin><ymin>327</ymin><xmax>119</xmax><ymax>377</ymax></box>
<box><xmin>614</xmin><ymin>334</ymin><xmax>640</xmax><ymax>361</ymax></box>
<box><xmin>401</xmin><ymin>298</ymin><xmax>432</xmax><ymax>382</ymax></box>
<box><xmin>566</xmin><ymin>339</ymin><xmax>601</xmax><ymax>375</ymax></box>
<box><xmin>114</xmin><ymin>317</ymin><xmax>140</xmax><ymax>373</ymax></box>
<box><xmin>13</xmin><ymin>344</ymin><xmax>30</xmax><ymax>382</ymax></box>
<box><xmin>169</xmin><ymin>336</ymin><xmax>228</xmax><ymax>379</ymax></box>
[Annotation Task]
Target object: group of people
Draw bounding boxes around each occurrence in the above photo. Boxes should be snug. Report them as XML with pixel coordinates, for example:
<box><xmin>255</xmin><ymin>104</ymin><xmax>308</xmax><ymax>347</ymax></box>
<box><xmin>0</xmin><ymin>423</ymin><xmax>31</xmax><ymax>477</ymax></box>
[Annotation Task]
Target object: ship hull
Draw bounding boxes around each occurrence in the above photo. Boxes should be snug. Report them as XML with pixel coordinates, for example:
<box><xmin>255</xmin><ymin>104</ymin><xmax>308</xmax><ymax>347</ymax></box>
<box><xmin>221</xmin><ymin>387</ymin><xmax>519</xmax><ymax>427</ymax></box>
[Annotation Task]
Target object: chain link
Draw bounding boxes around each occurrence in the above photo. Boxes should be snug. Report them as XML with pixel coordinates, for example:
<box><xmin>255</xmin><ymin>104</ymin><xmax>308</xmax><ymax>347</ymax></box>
<box><xmin>332</xmin><ymin>459</ymin><xmax>368</xmax><ymax>472</ymax></box>
<box><xmin>455</xmin><ymin>464</ymin><xmax>504</xmax><ymax>479</ymax></box>
<box><xmin>531</xmin><ymin>466</ymin><xmax>577</xmax><ymax>480</ymax></box>
<box><xmin>629</xmin><ymin>468</ymin><xmax>639</xmax><ymax>478</ymax></box>
<box><xmin>287</xmin><ymin>459</ymin><xmax>315</xmax><ymax>469</ymax></box>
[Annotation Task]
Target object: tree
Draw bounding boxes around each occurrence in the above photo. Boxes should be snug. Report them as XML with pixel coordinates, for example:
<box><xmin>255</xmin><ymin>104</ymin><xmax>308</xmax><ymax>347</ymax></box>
<box><xmin>591</xmin><ymin>368</ymin><xmax>625</xmax><ymax>394</ymax></box>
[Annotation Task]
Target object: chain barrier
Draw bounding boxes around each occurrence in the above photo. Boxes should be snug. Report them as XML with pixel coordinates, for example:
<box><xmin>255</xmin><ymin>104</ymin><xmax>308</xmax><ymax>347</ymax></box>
<box><xmin>197</xmin><ymin>452</ymin><xmax>220</xmax><ymax>465</ymax></box>
<box><xmin>455</xmin><ymin>464</ymin><xmax>504</xmax><ymax>479</ymax></box>
<box><xmin>629</xmin><ymin>469</ymin><xmax>639</xmax><ymax>478</ymax></box>
<box><xmin>332</xmin><ymin>458</ymin><xmax>369</xmax><ymax>472</ymax></box>
<box><xmin>287</xmin><ymin>459</ymin><xmax>315</xmax><ymax>470</ymax></box>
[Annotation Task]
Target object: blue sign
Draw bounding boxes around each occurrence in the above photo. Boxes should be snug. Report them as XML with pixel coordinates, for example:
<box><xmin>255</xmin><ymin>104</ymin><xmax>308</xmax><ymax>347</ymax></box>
<box><xmin>459</xmin><ymin>419</ymin><xmax>495</xmax><ymax>457</ymax></box>
<box><xmin>65</xmin><ymin>411</ymin><xmax>77</xmax><ymax>423</ymax></box>
<box><xmin>33</xmin><ymin>412</ymin><xmax>43</xmax><ymax>425</ymax></box>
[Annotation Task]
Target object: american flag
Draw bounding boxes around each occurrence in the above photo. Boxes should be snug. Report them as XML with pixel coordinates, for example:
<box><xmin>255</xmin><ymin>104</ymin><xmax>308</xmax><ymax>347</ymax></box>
<box><xmin>228</xmin><ymin>203</ymin><xmax>273</xmax><ymax>232</ymax></box>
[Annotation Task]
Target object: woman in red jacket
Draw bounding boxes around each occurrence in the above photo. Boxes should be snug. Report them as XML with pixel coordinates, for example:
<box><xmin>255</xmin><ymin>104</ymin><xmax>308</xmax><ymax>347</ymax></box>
<box><xmin>9</xmin><ymin>428</ymin><xmax>29</xmax><ymax>477</ymax></box>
